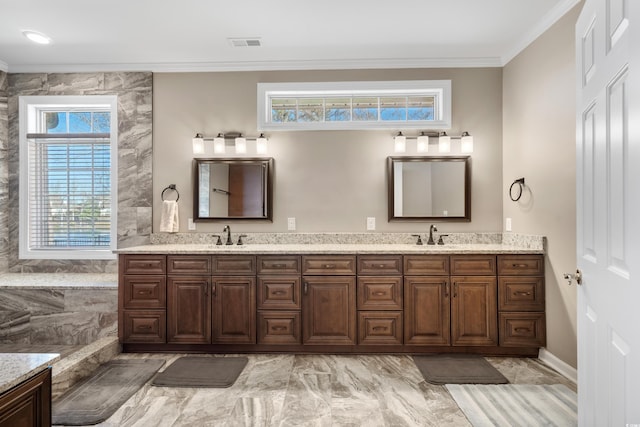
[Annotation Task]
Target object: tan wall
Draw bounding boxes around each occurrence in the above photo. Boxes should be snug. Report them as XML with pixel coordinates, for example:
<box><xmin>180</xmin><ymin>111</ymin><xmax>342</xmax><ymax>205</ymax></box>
<box><xmin>503</xmin><ymin>4</ymin><xmax>583</xmax><ymax>368</ymax></box>
<box><xmin>153</xmin><ymin>68</ymin><xmax>503</xmax><ymax>234</ymax></box>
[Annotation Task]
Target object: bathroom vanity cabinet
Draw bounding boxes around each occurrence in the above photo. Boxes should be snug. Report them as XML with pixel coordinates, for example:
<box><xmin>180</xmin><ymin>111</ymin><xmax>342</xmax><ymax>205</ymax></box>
<box><xmin>118</xmin><ymin>251</ymin><xmax>545</xmax><ymax>356</ymax></box>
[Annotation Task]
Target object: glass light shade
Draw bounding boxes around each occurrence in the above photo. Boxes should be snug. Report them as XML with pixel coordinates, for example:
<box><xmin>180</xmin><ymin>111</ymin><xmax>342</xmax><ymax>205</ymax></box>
<box><xmin>256</xmin><ymin>135</ymin><xmax>268</xmax><ymax>154</ymax></box>
<box><xmin>438</xmin><ymin>132</ymin><xmax>451</xmax><ymax>153</ymax></box>
<box><xmin>416</xmin><ymin>134</ymin><xmax>429</xmax><ymax>153</ymax></box>
<box><xmin>235</xmin><ymin>137</ymin><xmax>247</xmax><ymax>154</ymax></box>
<box><xmin>213</xmin><ymin>135</ymin><xmax>226</xmax><ymax>154</ymax></box>
<box><xmin>461</xmin><ymin>132</ymin><xmax>474</xmax><ymax>153</ymax></box>
<box><xmin>192</xmin><ymin>134</ymin><xmax>205</xmax><ymax>155</ymax></box>
<box><xmin>394</xmin><ymin>133</ymin><xmax>406</xmax><ymax>153</ymax></box>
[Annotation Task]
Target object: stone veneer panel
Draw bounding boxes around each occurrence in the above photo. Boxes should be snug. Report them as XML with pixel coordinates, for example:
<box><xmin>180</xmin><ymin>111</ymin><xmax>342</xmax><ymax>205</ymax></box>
<box><xmin>4</xmin><ymin>72</ymin><xmax>153</xmax><ymax>273</ymax></box>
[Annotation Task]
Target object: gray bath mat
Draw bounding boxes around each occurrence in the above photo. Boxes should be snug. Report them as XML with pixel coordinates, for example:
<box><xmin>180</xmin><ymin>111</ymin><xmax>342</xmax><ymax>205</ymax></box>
<box><xmin>413</xmin><ymin>354</ymin><xmax>508</xmax><ymax>385</ymax></box>
<box><xmin>52</xmin><ymin>358</ymin><xmax>165</xmax><ymax>425</ymax></box>
<box><xmin>152</xmin><ymin>356</ymin><xmax>248</xmax><ymax>388</ymax></box>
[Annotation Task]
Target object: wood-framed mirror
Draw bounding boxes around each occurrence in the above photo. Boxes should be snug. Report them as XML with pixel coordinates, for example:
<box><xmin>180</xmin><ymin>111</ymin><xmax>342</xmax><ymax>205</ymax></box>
<box><xmin>388</xmin><ymin>156</ymin><xmax>471</xmax><ymax>222</ymax></box>
<box><xmin>194</xmin><ymin>158</ymin><xmax>273</xmax><ymax>221</ymax></box>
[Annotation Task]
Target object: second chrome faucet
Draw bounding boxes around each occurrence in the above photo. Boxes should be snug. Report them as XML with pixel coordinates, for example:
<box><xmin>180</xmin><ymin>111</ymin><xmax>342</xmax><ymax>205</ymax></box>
<box><xmin>223</xmin><ymin>225</ymin><xmax>233</xmax><ymax>245</ymax></box>
<box><xmin>427</xmin><ymin>224</ymin><xmax>438</xmax><ymax>245</ymax></box>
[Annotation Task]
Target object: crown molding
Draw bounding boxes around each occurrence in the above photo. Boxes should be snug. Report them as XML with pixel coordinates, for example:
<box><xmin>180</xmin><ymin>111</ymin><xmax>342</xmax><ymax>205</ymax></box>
<box><xmin>501</xmin><ymin>0</ymin><xmax>581</xmax><ymax>66</ymax></box>
<box><xmin>6</xmin><ymin>56</ymin><xmax>503</xmax><ymax>74</ymax></box>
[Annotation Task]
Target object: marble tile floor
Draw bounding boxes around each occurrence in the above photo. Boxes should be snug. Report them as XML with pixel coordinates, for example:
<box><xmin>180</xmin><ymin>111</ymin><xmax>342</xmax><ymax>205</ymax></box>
<box><xmin>53</xmin><ymin>353</ymin><xmax>576</xmax><ymax>427</ymax></box>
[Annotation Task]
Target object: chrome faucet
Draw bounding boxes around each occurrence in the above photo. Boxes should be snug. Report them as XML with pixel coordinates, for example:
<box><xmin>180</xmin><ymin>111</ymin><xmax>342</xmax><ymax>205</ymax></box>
<box><xmin>427</xmin><ymin>224</ymin><xmax>438</xmax><ymax>245</ymax></box>
<box><xmin>223</xmin><ymin>225</ymin><xmax>233</xmax><ymax>245</ymax></box>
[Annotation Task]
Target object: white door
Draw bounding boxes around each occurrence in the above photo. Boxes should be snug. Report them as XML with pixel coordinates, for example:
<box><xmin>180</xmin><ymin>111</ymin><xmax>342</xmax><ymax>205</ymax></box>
<box><xmin>576</xmin><ymin>0</ymin><xmax>640</xmax><ymax>425</ymax></box>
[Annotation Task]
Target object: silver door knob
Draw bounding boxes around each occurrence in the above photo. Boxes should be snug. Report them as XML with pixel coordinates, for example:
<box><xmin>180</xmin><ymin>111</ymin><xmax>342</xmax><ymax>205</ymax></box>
<box><xmin>563</xmin><ymin>269</ymin><xmax>583</xmax><ymax>286</ymax></box>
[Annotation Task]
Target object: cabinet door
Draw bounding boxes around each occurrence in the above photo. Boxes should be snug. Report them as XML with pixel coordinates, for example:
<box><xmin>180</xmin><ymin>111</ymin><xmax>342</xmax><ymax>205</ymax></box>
<box><xmin>302</xmin><ymin>276</ymin><xmax>356</xmax><ymax>345</ymax></box>
<box><xmin>451</xmin><ymin>276</ymin><xmax>497</xmax><ymax>346</ymax></box>
<box><xmin>404</xmin><ymin>277</ymin><xmax>450</xmax><ymax>345</ymax></box>
<box><xmin>212</xmin><ymin>277</ymin><xmax>256</xmax><ymax>344</ymax></box>
<box><xmin>167</xmin><ymin>276</ymin><xmax>211</xmax><ymax>344</ymax></box>
<box><xmin>0</xmin><ymin>368</ymin><xmax>51</xmax><ymax>427</ymax></box>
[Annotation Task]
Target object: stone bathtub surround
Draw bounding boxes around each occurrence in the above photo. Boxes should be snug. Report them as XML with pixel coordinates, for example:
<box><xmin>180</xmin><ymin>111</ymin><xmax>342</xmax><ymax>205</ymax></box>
<box><xmin>0</xmin><ymin>352</ymin><xmax>59</xmax><ymax>394</ymax></box>
<box><xmin>0</xmin><ymin>273</ymin><xmax>118</xmax><ymax>345</ymax></box>
<box><xmin>149</xmin><ymin>232</ymin><xmax>544</xmax><ymax>251</ymax></box>
<box><xmin>2</xmin><ymin>72</ymin><xmax>153</xmax><ymax>274</ymax></box>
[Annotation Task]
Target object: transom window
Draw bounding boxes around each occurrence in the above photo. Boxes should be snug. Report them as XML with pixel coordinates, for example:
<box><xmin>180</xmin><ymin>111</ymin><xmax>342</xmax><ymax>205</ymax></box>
<box><xmin>19</xmin><ymin>95</ymin><xmax>118</xmax><ymax>260</ymax></box>
<box><xmin>258</xmin><ymin>80</ymin><xmax>451</xmax><ymax>131</ymax></box>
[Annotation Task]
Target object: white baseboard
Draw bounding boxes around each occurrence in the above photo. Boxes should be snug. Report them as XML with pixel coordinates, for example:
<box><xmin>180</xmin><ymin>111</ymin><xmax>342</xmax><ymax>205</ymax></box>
<box><xmin>538</xmin><ymin>348</ymin><xmax>577</xmax><ymax>384</ymax></box>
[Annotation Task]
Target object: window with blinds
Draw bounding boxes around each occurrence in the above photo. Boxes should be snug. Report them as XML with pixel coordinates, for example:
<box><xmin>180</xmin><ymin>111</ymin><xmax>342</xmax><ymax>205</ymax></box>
<box><xmin>19</xmin><ymin>96</ymin><xmax>118</xmax><ymax>260</ymax></box>
<box><xmin>258</xmin><ymin>80</ymin><xmax>451</xmax><ymax>131</ymax></box>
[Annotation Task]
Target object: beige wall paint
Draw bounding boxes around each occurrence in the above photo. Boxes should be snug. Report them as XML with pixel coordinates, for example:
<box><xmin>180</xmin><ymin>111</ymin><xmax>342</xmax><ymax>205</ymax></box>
<box><xmin>153</xmin><ymin>68</ymin><xmax>503</xmax><ymax>234</ymax></box>
<box><xmin>503</xmin><ymin>4</ymin><xmax>583</xmax><ymax>368</ymax></box>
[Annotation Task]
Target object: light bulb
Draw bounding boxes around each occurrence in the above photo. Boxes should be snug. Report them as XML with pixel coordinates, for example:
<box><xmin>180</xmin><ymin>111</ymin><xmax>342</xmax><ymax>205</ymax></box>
<box><xmin>439</xmin><ymin>132</ymin><xmax>451</xmax><ymax>153</ymax></box>
<box><xmin>394</xmin><ymin>132</ymin><xmax>406</xmax><ymax>153</ymax></box>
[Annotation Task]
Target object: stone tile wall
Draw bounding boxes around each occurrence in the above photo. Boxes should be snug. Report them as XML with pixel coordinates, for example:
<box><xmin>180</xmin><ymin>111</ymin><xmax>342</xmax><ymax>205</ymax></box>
<box><xmin>2</xmin><ymin>72</ymin><xmax>153</xmax><ymax>273</ymax></box>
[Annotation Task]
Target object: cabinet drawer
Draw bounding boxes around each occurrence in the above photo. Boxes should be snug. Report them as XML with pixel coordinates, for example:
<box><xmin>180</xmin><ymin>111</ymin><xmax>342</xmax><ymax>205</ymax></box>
<box><xmin>120</xmin><ymin>255</ymin><xmax>166</xmax><ymax>275</ymax></box>
<box><xmin>123</xmin><ymin>275</ymin><xmax>166</xmax><ymax>309</ymax></box>
<box><xmin>302</xmin><ymin>255</ymin><xmax>356</xmax><ymax>275</ymax></box>
<box><xmin>358</xmin><ymin>311</ymin><xmax>403</xmax><ymax>345</ymax></box>
<box><xmin>357</xmin><ymin>255</ymin><xmax>403</xmax><ymax>275</ymax></box>
<box><xmin>499</xmin><ymin>312</ymin><xmax>546</xmax><ymax>347</ymax></box>
<box><xmin>167</xmin><ymin>255</ymin><xmax>211</xmax><ymax>275</ymax></box>
<box><xmin>499</xmin><ymin>277</ymin><xmax>545</xmax><ymax>311</ymax></box>
<box><xmin>258</xmin><ymin>276</ymin><xmax>301</xmax><ymax>310</ymax></box>
<box><xmin>257</xmin><ymin>256</ymin><xmax>301</xmax><ymax>275</ymax></box>
<box><xmin>212</xmin><ymin>255</ymin><xmax>256</xmax><ymax>275</ymax></box>
<box><xmin>357</xmin><ymin>277</ymin><xmax>403</xmax><ymax>310</ymax></box>
<box><xmin>257</xmin><ymin>311</ymin><xmax>301</xmax><ymax>344</ymax></box>
<box><xmin>404</xmin><ymin>255</ymin><xmax>449</xmax><ymax>275</ymax></box>
<box><xmin>498</xmin><ymin>255</ymin><xmax>544</xmax><ymax>276</ymax></box>
<box><xmin>450</xmin><ymin>255</ymin><xmax>496</xmax><ymax>275</ymax></box>
<box><xmin>122</xmin><ymin>310</ymin><xmax>166</xmax><ymax>343</ymax></box>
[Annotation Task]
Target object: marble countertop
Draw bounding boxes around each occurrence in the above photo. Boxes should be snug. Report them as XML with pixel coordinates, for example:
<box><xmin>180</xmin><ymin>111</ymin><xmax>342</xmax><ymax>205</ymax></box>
<box><xmin>114</xmin><ymin>243</ymin><xmax>543</xmax><ymax>255</ymax></box>
<box><xmin>0</xmin><ymin>273</ymin><xmax>118</xmax><ymax>289</ymax></box>
<box><xmin>0</xmin><ymin>353</ymin><xmax>60</xmax><ymax>395</ymax></box>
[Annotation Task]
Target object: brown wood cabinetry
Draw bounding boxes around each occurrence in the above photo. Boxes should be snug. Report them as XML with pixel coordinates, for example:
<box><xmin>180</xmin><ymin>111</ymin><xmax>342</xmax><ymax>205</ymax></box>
<box><xmin>212</xmin><ymin>276</ymin><xmax>256</xmax><ymax>344</ymax></box>
<box><xmin>498</xmin><ymin>255</ymin><xmax>546</xmax><ymax>347</ymax></box>
<box><xmin>167</xmin><ymin>276</ymin><xmax>211</xmax><ymax>344</ymax></box>
<box><xmin>302</xmin><ymin>256</ymin><xmax>357</xmax><ymax>345</ymax></box>
<box><xmin>450</xmin><ymin>276</ymin><xmax>498</xmax><ymax>346</ymax></box>
<box><xmin>119</xmin><ymin>255</ymin><xmax>167</xmax><ymax>343</ymax></box>
<box><xmin>404</xmin><ymin>276</ymin><xmax>450</xmax><ymax>345</ymax></box>
<box><xmin>0</xmin><ymin>368</ymin><xmax>51</xmax><ymax>427</ymax></box>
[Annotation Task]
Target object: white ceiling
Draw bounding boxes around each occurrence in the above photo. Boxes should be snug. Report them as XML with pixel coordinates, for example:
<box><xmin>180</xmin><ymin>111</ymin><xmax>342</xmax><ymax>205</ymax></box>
<box><xmin>0</xmin><ymin>0</ymin><xmax>579</xmax><ymax>73</ymax></box>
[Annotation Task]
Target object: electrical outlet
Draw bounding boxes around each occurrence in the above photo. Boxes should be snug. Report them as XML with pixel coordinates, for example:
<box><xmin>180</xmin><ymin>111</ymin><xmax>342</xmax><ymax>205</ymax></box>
<box><xmin>287</xmin><ymin>217</ymin><xmax>296</xmax><ymax>231</ymax></box>
<box><xmin>366</xmin><ymin>217</ymin><xmax>376</xmax><ymax>231</ymax></box>
<box><xmin>506</xmin><ymin>217</ymin><xmax>512</xmax><ymax>231</ymax></box>
<box><xmin>188</xmin><ymin>218</ymin><xmax>196</xmax><ymax>231</ymax></box>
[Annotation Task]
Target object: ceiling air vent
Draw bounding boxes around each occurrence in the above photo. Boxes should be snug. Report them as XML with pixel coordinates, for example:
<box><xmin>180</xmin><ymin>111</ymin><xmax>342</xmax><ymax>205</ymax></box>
<box><xmin>228</xmin><ymin>38</ymin><xmax>262</xmax><ymax>47</ymax></box>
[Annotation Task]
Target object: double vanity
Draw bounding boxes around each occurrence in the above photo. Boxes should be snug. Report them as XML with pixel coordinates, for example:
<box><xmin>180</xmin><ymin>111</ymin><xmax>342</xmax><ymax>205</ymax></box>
<box><xmin>116</xmin><ymin>241</ymin><xmax>545</xmax><ymax>357</ymax></box>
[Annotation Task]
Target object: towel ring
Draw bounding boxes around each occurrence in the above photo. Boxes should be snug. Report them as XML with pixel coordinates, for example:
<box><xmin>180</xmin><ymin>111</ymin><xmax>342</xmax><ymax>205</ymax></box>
<box><xmin>509</xmin><ymin>178</ymin><xmax>525</xmax><ymax>202</ymax></box>
<box><xmin>161</xmin><ymin>184</ymin><xmax>179</xmax><ymax>202</ymax></box>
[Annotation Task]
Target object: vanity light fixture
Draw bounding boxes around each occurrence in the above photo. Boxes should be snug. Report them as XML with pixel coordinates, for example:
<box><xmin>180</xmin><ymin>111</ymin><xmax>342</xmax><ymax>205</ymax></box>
<box><xmin>438</xmin><ymin>132</ymin><xmax>451</xmax><ymax>153</ymax></box>
<box><xmin>416</xmin><ymin>132</ymin><xmax>429</xmax><ymax>153</ymax></box>
<box><xmin>191</xmin><ymin>132</ymin><xmax>269</xmax><ymax>156</ymax></box>
<box><xmin>394</xmin><ymin>132</ymin><xmax>407</xmax><ymax>153</ymax></box>
<box><xmin>235</xmin><ymin>135</ymin><xmax>247</xmax><ymax>154</ymax></box>
<box><xmin>460</xmin><ymin>131</ymin><xmax>474</xmax><ymax>153</ymax></box>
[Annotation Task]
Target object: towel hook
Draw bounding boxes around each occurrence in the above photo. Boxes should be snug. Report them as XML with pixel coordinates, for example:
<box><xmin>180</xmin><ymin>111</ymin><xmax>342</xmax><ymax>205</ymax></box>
<box><xmin>161</xmin><ymin>184</ymin><xmax>179</xmax><ymax>202</ymax></box>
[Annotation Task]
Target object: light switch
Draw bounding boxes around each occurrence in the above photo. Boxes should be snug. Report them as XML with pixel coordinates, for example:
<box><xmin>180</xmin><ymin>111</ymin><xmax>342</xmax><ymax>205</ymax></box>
<box><xmin>188</xmin><ymin>218</ymin><xmax>196</xmax><ymax>231</ymax></box>
<box><xmin>287</xmin><ymin>217</ymin><xmax>296</xmax><ymax>231</ymax></box>
<box><xmin>366</xmin><ymin>217</ymin><xmax>376</xmax><ymax>230</ymax></box>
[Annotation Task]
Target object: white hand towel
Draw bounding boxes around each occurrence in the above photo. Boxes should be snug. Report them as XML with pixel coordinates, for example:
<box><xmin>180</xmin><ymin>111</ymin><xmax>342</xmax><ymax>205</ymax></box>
<box><xmin>160</xmin><ymin>200</ymin><xmax>179</xmax><ymax>232</ymax></box>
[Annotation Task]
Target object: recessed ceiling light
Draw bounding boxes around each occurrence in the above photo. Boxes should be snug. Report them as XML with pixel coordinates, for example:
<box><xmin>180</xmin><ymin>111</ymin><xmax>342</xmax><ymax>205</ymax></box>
<box><xmin>22</xmin><ymin>30</ymin><xmax>52</xmax><ymax>45</ymax></box>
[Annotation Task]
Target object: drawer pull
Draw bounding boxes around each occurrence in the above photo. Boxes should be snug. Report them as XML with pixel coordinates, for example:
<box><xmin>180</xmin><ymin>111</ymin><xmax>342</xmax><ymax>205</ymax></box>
<box><xmin>272</xmin><ymin>263</ymin><xmax>286</xmax><ymax>268</ymax></box>
<box><xmin>137</xmin><ymin>325</ymin><xmax>152</xmax><ymax>330</ymax></box>
<box><xmin>137</xmin><ymin>290</ymin><xmax>152</xmax><ymax>295</ymax></box>
<box><xmin>514</xmin><ymin>291</ymin><xmax>532</xmax><ymax>296</ymax></box>
<box><xmin>372</xmin><ymin>326</ymin><xmax>388</xmax><ymax>331</ymax></box>
<box><xmin>444</xmin><ymin>283</ymin><xmax>450</xmax><ymax>298</ymax></box>
<box><xmin>375</xmin><ymin>264</ymin><xmax>386</xmax><ymax>268</ymax></box>
<box><xmin>373</xmin><ymin>291</ymin><xmax>386</xmax><ymax>296</ymax></box>
<box><xmin>304</xmin><ymin>282</ymin><xmax>308</xmax><ymax>295</ymax></box>
<box><xmin>323</xmin><ymin>264</ymin><xmax>336</xmax><ymax>269</ymax></box>
<box><xmin>272</xmin><ymin>290</ymin><xmax>286</xmax><ymax>296</ymax></box>
<box><xmin>272</xmin><ymin>326</ymin><xmax>287</xmax><ymax>331</ymax></box>
<box><xmin>512</xmin><ymin>263</ymin><xmax>528</xmax><ymax>268</ymax></box>
<box><xmin>514</xmin><ymin>327</ymin><xmax>531</xmax><ymax>333</ymax></box>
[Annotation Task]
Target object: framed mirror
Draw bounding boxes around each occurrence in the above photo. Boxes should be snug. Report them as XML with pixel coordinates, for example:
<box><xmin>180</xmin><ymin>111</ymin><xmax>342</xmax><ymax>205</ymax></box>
<box><xmin>194</xmin><ymin>158</ymin><xmax>273</xmax><ymax>221</ymax></box>
<box><xmin>388</xmin><ymin>156</ymin><xmax>470</xmax><ymax>222</ymax></box>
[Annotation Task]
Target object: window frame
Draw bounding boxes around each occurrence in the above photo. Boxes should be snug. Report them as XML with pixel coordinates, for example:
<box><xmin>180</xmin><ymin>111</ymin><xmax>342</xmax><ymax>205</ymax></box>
<box><xmin>18</xmin><ymin>95</ymin><xmax>118</xmax><ymax>260</ymax></box>
<box><xmin>257</xmin><ymin>80</ymin><xmax>451</xmax><ymax>131</ymax></box>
